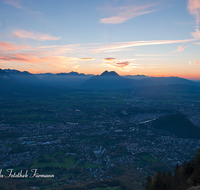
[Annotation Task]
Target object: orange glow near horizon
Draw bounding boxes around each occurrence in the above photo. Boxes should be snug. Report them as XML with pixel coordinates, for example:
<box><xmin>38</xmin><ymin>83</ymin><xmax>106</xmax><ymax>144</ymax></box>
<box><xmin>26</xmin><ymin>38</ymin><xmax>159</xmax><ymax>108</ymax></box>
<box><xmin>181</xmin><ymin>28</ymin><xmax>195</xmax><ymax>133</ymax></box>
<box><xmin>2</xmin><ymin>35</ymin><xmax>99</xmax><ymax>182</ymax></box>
<box><xmin>10</xmin><ymin>67</ymin><xmax>198</xmax><ymax>80</ymax></box>
<box><xmin>0</xmin><ymin>0</ymin><xmax>200</xmax><ymax>81</ymax></box>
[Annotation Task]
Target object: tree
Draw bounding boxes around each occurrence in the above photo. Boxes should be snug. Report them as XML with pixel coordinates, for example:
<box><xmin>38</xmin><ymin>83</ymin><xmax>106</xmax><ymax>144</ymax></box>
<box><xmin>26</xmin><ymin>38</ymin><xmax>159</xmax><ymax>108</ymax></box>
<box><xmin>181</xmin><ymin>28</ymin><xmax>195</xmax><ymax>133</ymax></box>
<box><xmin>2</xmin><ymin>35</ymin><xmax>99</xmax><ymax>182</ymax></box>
<box><xmin>145</xmin><ymin>174</ymin><xmax>152</xmax><ymax>190</ymax></box>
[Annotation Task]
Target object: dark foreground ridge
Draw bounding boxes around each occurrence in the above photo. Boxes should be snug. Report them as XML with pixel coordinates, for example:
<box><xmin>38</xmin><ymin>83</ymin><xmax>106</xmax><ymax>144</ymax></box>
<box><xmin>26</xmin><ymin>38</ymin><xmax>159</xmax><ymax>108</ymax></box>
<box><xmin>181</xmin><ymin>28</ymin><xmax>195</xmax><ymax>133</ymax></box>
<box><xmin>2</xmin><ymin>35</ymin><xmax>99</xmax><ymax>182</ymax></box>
<box><xmin>146</xmin><ymin>148</ymin><xmax>200</xmax><ymax>190</ymax></box>
<box><xmin>151</xmin><ymin>114</ymin><xmax>200</xmax><ymax>139</ymax></box>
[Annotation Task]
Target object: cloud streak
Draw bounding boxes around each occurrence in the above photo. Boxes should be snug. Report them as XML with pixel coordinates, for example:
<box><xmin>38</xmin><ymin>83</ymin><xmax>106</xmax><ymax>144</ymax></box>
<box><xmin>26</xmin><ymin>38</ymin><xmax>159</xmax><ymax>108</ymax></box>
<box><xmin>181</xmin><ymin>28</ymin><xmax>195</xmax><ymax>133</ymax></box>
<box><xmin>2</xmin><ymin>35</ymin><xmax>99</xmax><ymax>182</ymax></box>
<box><xmin>115</xmin><ymin>61</ymin><xmax>130</xmax><ymax>68</ymax></box>
<box><xmin>103</xmin><ymin>58</ymin><xmax>140</xmax><ymax>71</ymax></box>
<box><xmin>94</xmin><ymin>39</ymin><xmax>195</xmax><ymax>53</ymax></box>
<box><xmin>191</xmin><ymin>29</ymin><xmax>200</xmax><ymax>38</ymax></box>
<box><xmin>4</xmin><ymin>0</ymin><xmax>23</xmax><ymax>9</ymax></box>
<box><xmin>189</xmin><ymin>60</ymin><xmax>199</xmax><ymax>65</ymax></box>
<box><xmin>11</xmin><ymin>30</ymin><xmax>61</xmax><ymax>41</ymax></box>
<box><xmin>0</xmin><ymin>52</ymin><xmax>80</xmax><ymax>68</ymax></box>
<box><xmin>100</xmin><ymin>4</ymin><xmax>157</xmax><ymax>24</ymax></box>
<box><xmin>0</xmin><ymin>41</ymin><xmax>30</xmax><ymax>51</ymax></box>
<box><xmin>0</xmin><ymin>41</ymin><xmax>87</xmax><ymax>69</ymax></box>
<box><xmin>104</xmin><ymin>58</ymin><xmax>116</xmax><ymax>61</ymax></box>
<box><xmin>193</xmin><ymin>42</ymin><xmax>200</xmax><ymax>44</ymax></box>
<box><xmin>79</xmin><ymin>57</ymin><xmax>95</xmax><ymax>60</ymax></box>
<box><xmin>187</xmin><ymin>0</ymin><xmax>200</xmax><ymax>26</ymax></box>
<box><xmin>171</xmin><ymin>45</ymin><xmax>189</xmax><ymax>53</ymax></box>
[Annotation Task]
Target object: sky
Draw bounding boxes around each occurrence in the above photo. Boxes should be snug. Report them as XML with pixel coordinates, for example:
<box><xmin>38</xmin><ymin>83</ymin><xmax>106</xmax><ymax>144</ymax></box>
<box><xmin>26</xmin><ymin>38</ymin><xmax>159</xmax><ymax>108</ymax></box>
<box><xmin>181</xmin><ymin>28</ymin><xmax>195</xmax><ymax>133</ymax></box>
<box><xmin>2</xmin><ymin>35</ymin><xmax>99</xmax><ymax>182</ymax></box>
<box><xmin>0</xmin><ymin>0</ymin><xmax>200</xmax><ymax>79</ymax></box>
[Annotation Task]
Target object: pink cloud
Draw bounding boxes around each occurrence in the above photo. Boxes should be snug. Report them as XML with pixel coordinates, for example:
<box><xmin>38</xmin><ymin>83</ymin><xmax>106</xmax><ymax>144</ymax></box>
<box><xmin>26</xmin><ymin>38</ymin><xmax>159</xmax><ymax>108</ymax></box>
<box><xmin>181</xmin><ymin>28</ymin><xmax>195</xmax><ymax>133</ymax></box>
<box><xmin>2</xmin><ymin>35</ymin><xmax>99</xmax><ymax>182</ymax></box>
<box><xmin>104</xmin><ymin>60</ymin><xmax>140</xmax><ymax>71</ymax></box>
<box><xmin>191</xmin><ymin>29</ymin><xmax>200</xmax><ymax>38</ymax></box>
<box><xmin>0</xmin><ymin>41</ymin><xmax>84</xmax><ymax>69</ymax></box>
<box><xmin>177</xmin><ymin>46</ymin><xmax>185</xmax><ymax>52</ymax></box>
<box><xmin>193</xmin><ymin>42</ymin><xmax>200</xmax><ymax>44</ymax></box>
<box><xmin>79</xmin><ymin>57</ymin><xmax>95</xmax><ymax>60</ymax></box>
<box><xmin>189</xmin><ymin>60</ymin><xmax>199</xmax><ymax>65</ymax></box>
<box><xmin>115</xmin><ymin>61</ymin><xmax>130</xmax><ymax>68</ymax></box>
<box><xmin>4</xmin><ymin>0</ymin><xmax>23</xmax><ymax>9</ymax></box>
<box><xmin>12</xmin><ymin>29</ymin><xmax>61</xmax><ymax>41</ymax></box>
<box><xmin>0</xmin><ymin>41</ymin><xmax>30</xmax><ymax>51</ymax></box>
<box><xmin>104</xmin><ymin>58</ymin><xmax>116</xmax><ymax>61</ymax></box>
<box><xmin>0</xmin><ymin>52</ymin><xmax>80</xmax><ymax>68</ymax></box>
<box><xmin>100</xmin><ymin>4</ymin><xmax>157</xmax><ymax>24</ymax></box>
<box><xmin>104</xmin><ymin>59</ymin><xmax>131</xmax><ymax>68</ymax></box>
<box><xmin>171</xmin><ymin>45</ymin><xmax>190</xmax><ymax>53</ymax></box>
<box><xmin>187</xmin><ymin>0</ymin><xmax>200</xmax><ymax>26</ymax></box>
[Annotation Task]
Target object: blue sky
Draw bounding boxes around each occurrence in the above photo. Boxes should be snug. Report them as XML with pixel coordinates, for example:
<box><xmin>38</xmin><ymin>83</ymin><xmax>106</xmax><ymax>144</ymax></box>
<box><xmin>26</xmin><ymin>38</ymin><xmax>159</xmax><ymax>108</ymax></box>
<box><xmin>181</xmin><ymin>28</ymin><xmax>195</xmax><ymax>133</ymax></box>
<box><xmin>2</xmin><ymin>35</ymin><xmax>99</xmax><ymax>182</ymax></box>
<box><xmin>0</xmin><ymin>0</ymin><xmax>200</xmax><ymax>79</ymax></box>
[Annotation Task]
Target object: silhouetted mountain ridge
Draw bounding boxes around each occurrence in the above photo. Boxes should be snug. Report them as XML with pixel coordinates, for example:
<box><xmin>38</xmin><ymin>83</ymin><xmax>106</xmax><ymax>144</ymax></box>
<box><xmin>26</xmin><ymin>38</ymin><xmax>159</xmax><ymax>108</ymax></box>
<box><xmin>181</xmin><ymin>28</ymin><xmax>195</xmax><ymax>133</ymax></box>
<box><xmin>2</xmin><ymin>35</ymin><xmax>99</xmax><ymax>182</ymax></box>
<box><xmin>56</xmin><ymin>71</ymin><xmax>86</xmax><ymax>76</ymax></box>
<box><xmin>81</xmin><ymin>71</ymin><xmax>136</xmax><ymax>89</ymax></box>
<box><xmin>100</xmin><ymin>70</ymin><xmax>119</xmax><ymax>76</ymax></box>
<box><xmin>1</xmin><ymin>68</ymin><xmax>200</xmax><ymax>91</ymax></box>
<box><xmin>81</xmin><ymin>71</ymin><xmax>200</xmax><ymax>89</ymax></box>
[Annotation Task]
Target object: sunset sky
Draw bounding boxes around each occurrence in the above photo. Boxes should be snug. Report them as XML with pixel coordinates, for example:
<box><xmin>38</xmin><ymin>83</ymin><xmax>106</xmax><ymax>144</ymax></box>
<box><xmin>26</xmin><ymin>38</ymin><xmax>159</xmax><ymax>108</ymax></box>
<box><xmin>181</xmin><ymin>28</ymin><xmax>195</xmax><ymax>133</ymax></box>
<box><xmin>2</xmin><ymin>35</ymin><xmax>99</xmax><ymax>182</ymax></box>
<box><xmin>0</xmin><ymin>0</ymin><xmax>200</xmax><ymax>79</ymax></box>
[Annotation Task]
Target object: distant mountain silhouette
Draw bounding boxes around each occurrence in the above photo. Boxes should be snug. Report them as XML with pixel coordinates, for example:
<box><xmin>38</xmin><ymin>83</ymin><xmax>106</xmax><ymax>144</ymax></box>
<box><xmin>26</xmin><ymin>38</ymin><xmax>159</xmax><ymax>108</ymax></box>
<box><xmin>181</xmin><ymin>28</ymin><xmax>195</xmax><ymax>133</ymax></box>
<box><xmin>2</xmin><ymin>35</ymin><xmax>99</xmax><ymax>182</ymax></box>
<box><xmin>81</xmin><ymin>71</ymin><xmax>200</xmax><ymax>89</ymax></box>
<box><xmin>123</xmin><ymin>74</ymin><xmax>149</xmax><ymax>80</ymax></box>
<box><xmin>0</xmin><ymin>69</ymin><xmax>26</xmax><ymax>94</ymax></box>
<box><xmin>4</xmin><ymin>69</ymin><xmax>42</xmax><ymax>85</ymax></box>
<box><xmin>137</xmin><ymin>77</ymin><xmax>199</xmax><ymax>87</ymax></box>
<box><xmin>56</xmin><ymin>71</ymin><xmax>86</xmax><ymax>76</ymax></box>
<box><xmin>100</xmin><ymin>70</ymin><xmax>119</xmax><ymax>76</ymax></box>
<box><xmin>81</xmin><ymin>71</ymin><xmax>136</xmax><ymax>89</ymax></box>
<box><xmin>1</xmin><ymin>68</ymin><xmax>200</xmax><ymax>91</ymax></box>
<box><xmin>40</xmin><ymin>72</ymin><xmax>92</xmax><ymax>87</ymax></box>
<box><xmin>0</xmin><ymin>69</ymin><xmax>19</xmax><ymax>85</ymax></box>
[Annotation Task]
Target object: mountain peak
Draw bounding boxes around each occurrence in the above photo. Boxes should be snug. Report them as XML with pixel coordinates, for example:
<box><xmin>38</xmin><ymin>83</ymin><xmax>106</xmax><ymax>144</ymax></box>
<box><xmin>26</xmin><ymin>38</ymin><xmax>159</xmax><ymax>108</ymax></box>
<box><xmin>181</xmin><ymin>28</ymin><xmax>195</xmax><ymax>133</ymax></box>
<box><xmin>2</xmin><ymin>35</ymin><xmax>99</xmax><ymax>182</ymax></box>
<box><xmin>100</xmin><ymin>70</ymin><xmax>119</xmax><ymax>76</ymax></box>
<box><xmin>4</xmin><ymin>69</ymin><xmax>31</xmax><ymax>75</ymax></box>
<box><xmin>56</xmin><ymin>71</ymin><xmax>86</xmax><ymax>76</ymax></box>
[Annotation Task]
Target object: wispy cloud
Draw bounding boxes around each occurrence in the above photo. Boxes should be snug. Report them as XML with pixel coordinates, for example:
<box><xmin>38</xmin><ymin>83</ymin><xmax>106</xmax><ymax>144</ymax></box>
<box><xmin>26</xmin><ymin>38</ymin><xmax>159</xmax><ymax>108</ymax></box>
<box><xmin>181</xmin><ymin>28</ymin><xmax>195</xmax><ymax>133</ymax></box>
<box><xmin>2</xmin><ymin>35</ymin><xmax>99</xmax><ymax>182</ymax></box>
<box><xmin>94</xmin><ymin>48</ymin><xmax>135</xmax><ymax>53</ymax></box>
<box><xmin>100</xmin><ymin>3</ymin><xmax>157</xmax><ymax>24</ymax></box>
<box><xmin>0</xmin><ymin>41</ymin><xmax>30</xmax><ymax>51</ymax></box>
<box><xmin>104</xmin><ymin>58</ymin><xmax>116</xmax><ymax>61</ymax></box>
<box><xmin>0</xmin><ymin>52</ymin><xmax>80</xmax><ymax>68</ymax></box>
<box><xmin>94</xmin><ymin>39</ymin><xmax>195</xmax><ymax>53</ymax></box>
<box><xmin>4</xmin><ymin>0</ymin><xmax>23</xmax><ymax>9</ymax></box>
<box><xmin>0</xmin><ymin>37</ymin><xmax>197</xmax><ymax>70</ymax></box>
<box><xmin>11</xmin><ymin>29</ymin><xmax>61</xmax><ymax>41</ymax></box>
<box><xmin>4</xmin><ymin>0</ymin><xmax>44</xmax><ymax>15</ymax></box>
<box><xmin>189</xmin><ymin>60</ymin><xmax>199</xmax><ymax>65</ymax></box>
<box><xmin>0</xmin><ymin>42</ymin><xmax>85</xmax><ymax>69</ymax></box>
<box><xmin>176</xmin><ymin>46</ymin><xmax>186</xmax><ymax>52</ymax></box>
<box><xmin>135</xmin><ymin>54</ymin><xmax>168</xmax><ymax>56</ymax></box>
<box><xmin>191</xmin><ymin>29</ymin><xmax>200</xmax><ymax>38</ymax></box>
<box><xmin>187</xmin><ymin>0</ymin><xmax>200</xmax><ymax>26</ymax></box>
<box><xmin>115</xmin><ymin>61</ymin><xmax>130</xmax><ymax>68</ymax></box>
<box><xmin>79</xmin><ymin>57</ymin><xmax>95</xmax><ymax>60</ymax></box>
<box><xmin>37</xmin><ymin>44</ymin><xmax>80</xmax><ymax>55</ymax></box>
<box><xmin>171</xmin><ymin>45</ymin><xmax>189</xmax><ymax>53</ymax></box>
<box><xmin>103</xmin><ymin>58</ymin><xmax>141</xmax><ymax>71</ymax></box>
<box><xmin>104</xmin><ymin>61</ymin><xmax>140</xmax><ymax>72</ymax></box>
<box><xmin>193</xmin><ymin>41</ymin><xmax>200</xmax><ymax>44</ymax></box>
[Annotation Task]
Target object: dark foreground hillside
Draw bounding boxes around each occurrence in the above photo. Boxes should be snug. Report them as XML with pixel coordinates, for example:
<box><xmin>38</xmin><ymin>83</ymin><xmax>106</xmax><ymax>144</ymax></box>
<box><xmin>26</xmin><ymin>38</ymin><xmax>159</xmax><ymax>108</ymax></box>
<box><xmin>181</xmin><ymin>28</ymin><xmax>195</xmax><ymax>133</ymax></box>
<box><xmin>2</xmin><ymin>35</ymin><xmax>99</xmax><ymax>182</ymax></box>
<box><xmin>146</xmin><ymin>148</ymin><xmax>200</xmax><ymax>190</ymax></box>
<box><xmin>151</xmin><ymin>114</ymin><xmax>200</xmax><ymax>139</ymax></box>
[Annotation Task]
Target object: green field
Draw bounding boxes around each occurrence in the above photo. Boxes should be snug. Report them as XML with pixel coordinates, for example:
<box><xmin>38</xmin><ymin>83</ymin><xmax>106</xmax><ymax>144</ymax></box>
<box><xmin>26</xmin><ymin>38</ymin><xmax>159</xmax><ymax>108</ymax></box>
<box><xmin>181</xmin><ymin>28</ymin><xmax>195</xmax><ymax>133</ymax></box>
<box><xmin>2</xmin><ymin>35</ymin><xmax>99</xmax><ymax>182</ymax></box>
<box><xmin>93</xmin><ymin>186</ymin><xmax>121</xmax><ymax>190</ymax></box>
<box><xmin>30</xmin><ymin>154</ymin><xmax>76</xmax><ymax>169</ymax></box>
<box><xmin>78</xmin><ymin>162</ymin><xmax>104</xmax><ymax>168</ymax></box>
<box><xmin>136</xmin><ymin>153</ymin><xmax>156</xmax><ymax>163</ymax></box>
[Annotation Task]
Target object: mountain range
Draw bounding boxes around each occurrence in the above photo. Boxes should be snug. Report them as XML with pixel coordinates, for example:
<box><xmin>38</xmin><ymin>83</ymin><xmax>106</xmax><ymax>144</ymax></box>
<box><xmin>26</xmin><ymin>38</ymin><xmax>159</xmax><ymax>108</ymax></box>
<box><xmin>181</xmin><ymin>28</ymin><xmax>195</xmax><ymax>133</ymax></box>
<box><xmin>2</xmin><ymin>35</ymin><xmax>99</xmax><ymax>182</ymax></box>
<box><xmin>0</xmin><ymin>69</ymin><xmax>200</xmax><ymax>94</ymax></box>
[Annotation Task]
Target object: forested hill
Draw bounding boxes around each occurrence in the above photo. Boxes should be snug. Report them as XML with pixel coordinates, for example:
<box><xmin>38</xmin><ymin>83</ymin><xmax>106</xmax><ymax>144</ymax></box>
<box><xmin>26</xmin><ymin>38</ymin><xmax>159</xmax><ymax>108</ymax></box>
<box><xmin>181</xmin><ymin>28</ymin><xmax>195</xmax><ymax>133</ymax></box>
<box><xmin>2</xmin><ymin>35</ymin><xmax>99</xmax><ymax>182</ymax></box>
<box><xmin>151</xmin><ymin>114</ymin><xmax>200</xmax><ymax>139</ymax></box>
<box><xmin>146</xmin><ymin>148</ymin><xmax>200</xmax><ymax>190</ymax></box>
